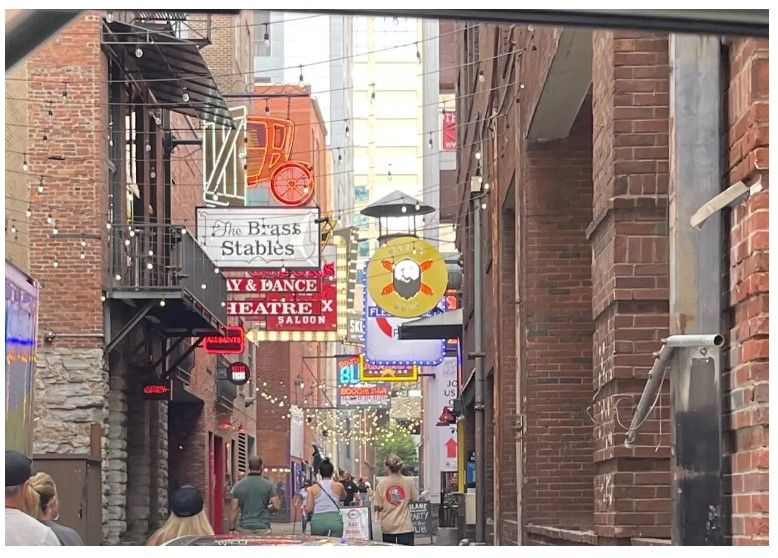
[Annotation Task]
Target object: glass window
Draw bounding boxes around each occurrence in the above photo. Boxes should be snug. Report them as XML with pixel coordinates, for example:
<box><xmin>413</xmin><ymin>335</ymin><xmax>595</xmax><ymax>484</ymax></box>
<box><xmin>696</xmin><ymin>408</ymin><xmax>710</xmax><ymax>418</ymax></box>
<box><xmin>354</xmin><ymin>214</ymin><xmax>369</xmax><ymax>228</ymax></box>
<box><xmin>358</xmin><ymin>240</ymin><xmax>370</xmax><ymax>257</ymax></box>
<box><xmin>355</xmin><ymin>185</ymin><xmax>369</xmax><ymax>202</ymax></box>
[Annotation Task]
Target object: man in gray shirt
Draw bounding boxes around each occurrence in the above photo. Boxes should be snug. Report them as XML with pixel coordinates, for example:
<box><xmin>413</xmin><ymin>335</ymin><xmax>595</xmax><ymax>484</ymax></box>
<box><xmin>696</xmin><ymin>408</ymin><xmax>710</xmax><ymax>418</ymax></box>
<box><xmin>5</xmin><ymin>451</ymin><xmax>60</xmax><ymax>546</ymax></box>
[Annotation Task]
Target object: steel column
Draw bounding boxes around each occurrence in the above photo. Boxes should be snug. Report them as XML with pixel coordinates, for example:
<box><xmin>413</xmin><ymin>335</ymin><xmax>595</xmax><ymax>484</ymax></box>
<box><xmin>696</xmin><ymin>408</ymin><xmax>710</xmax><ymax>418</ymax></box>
<box><xmin>668</xmin><ymin>34</ymin><xmax>724</xmax><ymax>546</ymax></box>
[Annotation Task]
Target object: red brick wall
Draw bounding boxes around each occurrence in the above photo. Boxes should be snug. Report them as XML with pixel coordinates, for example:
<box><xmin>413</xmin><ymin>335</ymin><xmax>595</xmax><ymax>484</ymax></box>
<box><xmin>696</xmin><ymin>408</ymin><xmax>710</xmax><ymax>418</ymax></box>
<box><xmin>590</xmin><ymin>30</ymin><xmax>672</xmax><ymax>541</ymax></box>
<box><xmin>519</xmin><ymin>103</ymin><xmax>595</xmax><ymax>531</ymax></box>
<box><xmin>723</xmin><ymin>37</ymin><xmax>769</xmax><ymax>546</ymax></box>
<box><xmin>26</xmin><ymin>12</ymin><xmax>108</xmax><ymax>350</ymax></box>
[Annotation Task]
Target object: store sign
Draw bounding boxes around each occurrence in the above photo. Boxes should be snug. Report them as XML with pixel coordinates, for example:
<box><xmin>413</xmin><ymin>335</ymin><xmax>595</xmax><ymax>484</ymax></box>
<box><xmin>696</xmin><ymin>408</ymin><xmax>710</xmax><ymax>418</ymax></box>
<box><xmin>204</xmin><ymin>326</ymin><xmax>245</xmax><ymax>355</ymax></box>
<box><xmin>337</xmin><ymin>355</ymin><xmax>363</xmax><ymax>385</ymax></box>
<box><xmin>227</xmin><ymin>361</ymin><xmax>250</xmax><ymax>385</ymax></box>
<box><xmin>203</xmin><ymin>106</ymin><xmax>247</xmax><ymax>206</ymax></box>
<box><xmin>143</xmin><ymin>380</ymin><xmax>171</xmax><ymax>401</ymax></box>
<box><xmin>433</xmin><ymin>358</ymin><xmax>458</xmax><ymax>472</ymax></box>
<box><xmin>341</xmin><ymin>507</ymin><xmax>371</xmax><ymax>541</ymax></box>
<box><xmin>345</xmin><ymin>313</ymin><xmax>364</xmax><ymax>345</ymax></box>
<box><xmin>442</xmin><ymin>110</ymin><xmax>456</xmax><ymax>151</ymax></box>
<box><xmin>360</xmin><ymin>362</ymin><xmax>418</xmax><ymax>383</ymax></box>
<box><xmin>336</xmin><ymin>384</ymin><xmax>390</xmax><ymax>408</ymax></box>
<box><xmin>196</xmin><ymin>206</ymin><xmax>320</xmax><ymax>269</ymax></box>
<box><xmin>363</xmin><ymin>281</ymin><xmax>445</xmax><ymax>366</ymax></box>
<box><xmin>236</xmin><ymin>240</ymin><xmax>347</xmax><ymax>342</ymax></box>
<box><xmin>366</xmin><ymin>236</ymin><xmax>447</xmax><ymax>318</ymax></box>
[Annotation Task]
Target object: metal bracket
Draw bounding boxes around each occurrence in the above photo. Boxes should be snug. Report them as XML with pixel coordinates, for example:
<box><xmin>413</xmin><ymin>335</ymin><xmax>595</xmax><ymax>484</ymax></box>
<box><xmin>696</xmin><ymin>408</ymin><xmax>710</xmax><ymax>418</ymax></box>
<box><xmin>162</xmin><ymin>336</ymin><xmax>203</xmax><ymax>379</ymax></box>
<box><xmin>150</xmin><ymin>336</ymin><xmax>187</xmax><ymax>372</ymax></box>
<box><xmin>103</xmin><ymin>301</ymin><xmax>154</xmax><ymax>356</ymax></box>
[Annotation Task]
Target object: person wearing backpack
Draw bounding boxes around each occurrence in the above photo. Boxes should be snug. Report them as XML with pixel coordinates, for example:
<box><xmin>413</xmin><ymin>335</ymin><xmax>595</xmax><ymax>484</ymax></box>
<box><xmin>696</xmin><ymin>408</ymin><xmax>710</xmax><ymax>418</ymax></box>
<box><xmin>304</xmin><ymin>459</ymin><xmax>346</xmax><ymax>537</ymax></box>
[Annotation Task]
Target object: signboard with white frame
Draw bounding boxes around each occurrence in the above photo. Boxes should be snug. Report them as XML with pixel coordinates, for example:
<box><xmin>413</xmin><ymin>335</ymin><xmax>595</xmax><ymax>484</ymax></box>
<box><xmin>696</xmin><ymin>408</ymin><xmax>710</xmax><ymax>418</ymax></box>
<box><xmin>196</xmin><ymin>206</ymin><xmax>320</xmax><ymax>269</ymax></box>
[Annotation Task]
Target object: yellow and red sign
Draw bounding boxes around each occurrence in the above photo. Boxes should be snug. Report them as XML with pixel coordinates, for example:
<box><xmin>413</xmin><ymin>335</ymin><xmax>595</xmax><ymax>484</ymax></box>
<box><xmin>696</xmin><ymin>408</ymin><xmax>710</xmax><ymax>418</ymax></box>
<box><xmin>366</xmin><ymin>236</ymin><xmax>448</xmax><ymax>318</ymax></box>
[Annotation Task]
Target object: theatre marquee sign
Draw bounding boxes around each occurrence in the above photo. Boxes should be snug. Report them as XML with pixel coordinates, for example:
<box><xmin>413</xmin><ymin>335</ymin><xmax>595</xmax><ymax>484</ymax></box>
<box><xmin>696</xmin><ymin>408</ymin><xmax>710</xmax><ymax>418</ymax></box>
<box><xmin>196</xmin><ymin>207</ymin><xmax>320</xmax><ymax>269</ymax></box>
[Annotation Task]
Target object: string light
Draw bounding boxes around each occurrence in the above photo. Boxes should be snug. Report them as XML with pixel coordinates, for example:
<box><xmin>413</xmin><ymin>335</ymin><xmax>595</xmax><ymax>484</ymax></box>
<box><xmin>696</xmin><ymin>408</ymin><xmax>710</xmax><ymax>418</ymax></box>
<box><xmin>25</xmin><ymin>206</ymin><xmax>32</xmax><ymax>218</ymax></box>
<box><xmin>475</xmin><ymin>151</ymin><xmax>481</xmax><ymax>160</ymax></box>
<box><xmin>263</xmin><ymin>23</ymin><xmax>270</xmax><ymax>47</ymax></box>
<box><xmin>401</xmin><ymin>205</ymin><xmax>407</xmax><ymax>214</ymax></box>
<box><xmin>80</xmin><ymin>250</ymin><xmax>86</xmax><ymax>260</ymax></box>
<box><xmin>135</xmin><ymin>46</ymin><xmax>143</xmax><ymax>58</ymax></box>
<box><xmin>428</xmin><ymin>133</ymin><xmax>433</xmax><ymax>149</ymax></box>
<box><xmin>10</xmin><ymin>222</ymin><xmax>17</xmax><ymax>235</ymax></box>
<box><xmin>415</xmin><ymin>202</ymin><xmax>421</xmax><ymax>211</ymax></box>
<box><xmin>416</xmin><ymin>42</ymin><xmax>421</xmax><ymax>64</ymax></box>
<box><xmin>481</xmin><ymin>201</ymin><xmax>487</xmax><ymax>210</ymax></box>
<box><xmin>46</xmin><ymin>212</ymin><xmax>53</xmax><ymax>225</ymax></box>
<box><xmin>52</xmin><ymin>256</ymin><xmax>58</xmax><ymax>268</ymax></box>
<box><xmin>37</xmin><ymin>177</ymin><xmax>44</xmax><ymax>194</ymax></box>
<box><xmin>478</xmin><ymin>69</ymin><xmax>485</xmax><ymax>83</ymax></box>
<box><xmin>115</xmin><ymin>274</ymin><xmax>122</xmax><ymax>281</ymax></box>
<box><xmin>344</xmin><ymin>120</ymin><xmax>350</xmax><ymax>138</ymax></box>
<box><xmin>182</xmin><ymin>88</ymin><xmax>190</xmax><ymax>103</ymax></box>
<box><xmin>51</xmin><ymin>221</ymin><xmax>58</xmax><ymax>235</ymax></box>
<box><xmin>484</xmin><ymin>182</ymin><xmax>490</xmax><ymax>191</ymax></box>
<box><xmin>159</xmin><ymin>300</ymin><xmax>166</xmax><ymax>307</ymax></box>
<box><xmin>101</xmin><ymin>294</ymin><xmax>106</xmax><ymax>302</ymax></box>
<box><xmin>201</xmin><ymin>283</ymin><xmax>207</xmax><ymax>290</ymax></box>
<box><xmin>370</xmin><ymin>84</ymin><xmax>376</xmax><ymax>103</ymax></box>
<box><xmin>22</xmin><ymin>153</ymin><xmax>28</xmax><ymax>172</ymax></box>
<box><xmin>265</xmin><ymin>99</ymin><xmax>270</xmax><ymax>114</ymax></box>
<box><xmin>299</xmin><ymin>65</ymin><xmax>304</xmax><ymax>86</ymax></box>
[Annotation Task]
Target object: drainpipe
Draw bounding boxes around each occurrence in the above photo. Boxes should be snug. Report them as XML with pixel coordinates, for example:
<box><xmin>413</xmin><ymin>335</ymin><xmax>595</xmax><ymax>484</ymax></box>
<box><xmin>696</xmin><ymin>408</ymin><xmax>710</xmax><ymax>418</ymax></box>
<box><xmin>472</xmin><ymin>197</ymin><xmax>485</xmax><ymax>544</ymax></box>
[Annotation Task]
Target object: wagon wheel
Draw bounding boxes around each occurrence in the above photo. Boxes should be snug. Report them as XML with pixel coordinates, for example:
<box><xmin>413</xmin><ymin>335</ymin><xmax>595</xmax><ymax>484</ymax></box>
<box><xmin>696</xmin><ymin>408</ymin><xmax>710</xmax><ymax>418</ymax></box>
<box><xmin>270</xmin><ymin>162</ymin><xmax>315</xmax><ymax>206</ymax></box>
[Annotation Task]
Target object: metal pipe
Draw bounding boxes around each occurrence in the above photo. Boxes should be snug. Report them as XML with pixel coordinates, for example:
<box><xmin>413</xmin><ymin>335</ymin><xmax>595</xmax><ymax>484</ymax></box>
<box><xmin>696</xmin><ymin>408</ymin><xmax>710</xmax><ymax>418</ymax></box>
<box><xmin>472</xmin><ymin>198</ymin><xmax>485</xmax><ymax>543</ymax></box>
<box><xmin>624</xmin><ymin>334</ymin><xmax>723</xmax><ymax>446</ymax></box>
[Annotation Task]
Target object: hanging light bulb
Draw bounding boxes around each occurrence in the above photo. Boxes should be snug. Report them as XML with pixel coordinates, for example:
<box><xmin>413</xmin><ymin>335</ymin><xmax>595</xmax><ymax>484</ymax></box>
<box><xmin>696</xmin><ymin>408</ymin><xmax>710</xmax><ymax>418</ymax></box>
<box><xmin>115</xmin><ymin>273</ymin><xmax>122</xmax><ymax>281</ymax></box>
<box><xmin>37</xmin><ymin>178</ymin><xmax>44</xmax><ymax>194</ymax></box>
<box><xmin>154</xmin><ymin>113</ymin><xmax>162</xmax><ymax>126</ymax></box>
<box><xmin>371</xmin><ymin>86</ymin><xmax>376</xmax><ymax>103</ymax></box>
<box><xmin>214</xmin><ymin>267</ymin><xmax>220</xmax><ymax>274</ymax></box>
<box><xmin>25</xmin><ymin>206</ymin><xmax>32</xmax><ymax>218</ymax></box>
<box><xmin>401</xmin><ymin>205</ymin><xmax>407</xmax><ymax>214</ymax></box>
<box><xmin>481</xmin><ymin>201</ymin><xmax>487</xmax><ymax>210</ymax></box>
<box><xmin>344</xmin><ymin>121</ymin><xmax>350</xmax><ymax>138</ymax></box>
<box><xmin>180</xmin><ymin>227</ymin><xmax>187</xmax><ymax>235</ymax></box>
<box><xmin>106</xmin><ymin>222</ymin><xmax>112</xmax><ymax>230</ymax></box>
<box><xmin>101</xmin><ymin>294</ymin><xmax>106</xmax><ymax>302</ymax></box>
<box><xmin>46</xmin><ymin>212</ymin><xmax>53</xmax><ymax>225</ymax></box>
<box><xmin>80</xmin><ymin>238</ymin><xmax>87</xmax><ymax>248</ymax></box>
<box><xmin>299</xmin><ymin>65</ymin><xmax>304</xmax><ymax>86</ymax></box>
<box><xmin>135</xmin><ymin>46</ymin><xmax>143</xmax><ymax>58</ymax></box>
<box><xmin>124</xmin><ymin>238</ymin><xmax>131</xmax><ymax>247</ymax></box>
<box><xmin>263</xmin><ymin>23</ymin><xmax>270</xmax><ymax>47</ymax></box>
<box><xmin>10</xmin><ymin>223</ymin><xmax>17</xmax><ymax>234</ymax></box>
<box><xmin>146</xmin><ymin>262</ymin><xmax>153</xmax><ymax>270</ymax></box>
<box><xmin>428</xmin><ymin>133</ymin><xmax>433</xmax><ymax>149</ymax></box>
<box><xmin>416</xmin><ymin>43</ymin><xmax>422</xmax><ymax>64</ymax></box>
<box><xmin>337</xmin><ymin>149</ymin><xmax>342</xmax><ymax>164</ymax></box>
<box><xmin>129</xmin><ymin>229</ymin><xmax>135</xmax><ymax>237</ymax></box>
<box><xmin>80</xmin><ymin>250</ymin><xmax>86</xmax><ymax>260</ymax></box>
<box><xmin>520</xmin><ymin>83</ymin><xmax>526</xmax><ymax>89</ymax></box>
<box><xmin>22</xmin><ymin>153</ymin><xmax>28</xmax><ymax>172</ymax></box>
<box><xmin>415</xmin><ymin>202</ymin><xmax>421</xmax><ymax>211</ymax></box>
<box><xmin>201</xmin><ymin>283</ymin><xmax>207</xmax><ymax>290</ymax></box>
<box><xmin>150</xmin><ymin>169</ymin><xmax>156</xmax><ymax>179</ymax></box>
<box><xmin>478</xmin><ymin>69</ymin><xmax>485</xmax><ymax>83</ymax></box>
<box><xmin>52</xmin><ymin>222</ymin><xmax>58</xmax><ymax>235</ymax></box>
<box><xmin>159</xmin><ymin>300</ymin><xmax>166</xmax><ymax>307</ymax></box>
<box><xmin>145</xmin><ymin>142</ymin><xmax>151</xmax><ymax>152</ymax></box>
<box><xmin>182</xmin><ymin>88</ymin><xmax>190</xmax><ymax>103</ymax></box>
<box><xmin>475</xmin><ymin>151</ymin><xmax>482</xmax><ymax>160</ymax></box>
<box><xmin>52</xmin><ymin>257</ymin><xmax>59</xmax><ymax>269</ymax></box>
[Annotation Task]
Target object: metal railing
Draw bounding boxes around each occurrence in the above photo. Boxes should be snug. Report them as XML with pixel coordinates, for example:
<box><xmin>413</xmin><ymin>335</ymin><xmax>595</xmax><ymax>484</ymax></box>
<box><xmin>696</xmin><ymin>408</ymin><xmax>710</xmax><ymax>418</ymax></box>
<box><xmin>108</xmin><ymin>223</ymin><xmax>227</xmax><ymax>324</ymax></box>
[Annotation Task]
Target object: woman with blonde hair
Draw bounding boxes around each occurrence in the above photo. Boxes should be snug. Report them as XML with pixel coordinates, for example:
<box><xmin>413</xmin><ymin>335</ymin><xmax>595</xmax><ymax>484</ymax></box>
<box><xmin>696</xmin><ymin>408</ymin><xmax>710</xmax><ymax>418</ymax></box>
<box><xmin>146</xmin><ymin>485</ymin><xmax>214</xmax><ymax>545</ymax></box>
<box><xmin>24</xmin><ymin>472</ymin><xmax>84</xmax><ymax>545</ymax></box>
<box><xmin>372</xmin><ymin>454</ymin><xmax>419</xmax><ymax>546</ymax></box>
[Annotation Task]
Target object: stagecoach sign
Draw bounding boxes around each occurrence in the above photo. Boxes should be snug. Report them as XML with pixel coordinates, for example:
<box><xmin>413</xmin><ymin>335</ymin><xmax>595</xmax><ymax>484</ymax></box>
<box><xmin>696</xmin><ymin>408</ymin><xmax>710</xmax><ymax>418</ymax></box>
<box><xmin>196</xmin><ymin>207</ymin><xmax>320</xmax><ymax>269</ymax></box>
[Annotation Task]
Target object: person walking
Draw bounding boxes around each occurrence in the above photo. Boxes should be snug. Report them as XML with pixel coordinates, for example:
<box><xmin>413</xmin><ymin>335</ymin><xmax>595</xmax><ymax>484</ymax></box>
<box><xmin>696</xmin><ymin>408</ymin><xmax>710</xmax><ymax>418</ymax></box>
<box><xmin>341</xmin><ymin>471</ymin><xmax>359</xmax><ymax>507</ymax></box>
<box><xmin>305</xmin><ymin>459</ymin><xmax>345</xmax><ymax>537</ymax></box>
<box><xmin>229</xmin><ymin>456</ymin><xmax>280</xmax><ymax>535</ymax></box>
<box><xmin>5</xmin><ymin>451</ymin><xmax>60</xmax><ymax>546</ymax></box>
<box><xmin>357</xmin><ymin>478</ymin><xmax>369</xmax><ymax>507</ymax></box>
<box><xmin>146</xmin><ymin>485</ymin><xmax>214</xmax><ymax>545</ymax></box>
<box><xmin>24</xmin><ymin>472</ymin><xmax>84</xmax><ymax>545</ymax></box>
<box><xmin>297</xmin><ymin>480</ymin><xmax>312</xmax><ymax>534</ymax></box>
<box><xmin>372</xmin><ymin>454</ymin><xmax>419</xmax><ymax>546</ymax></box>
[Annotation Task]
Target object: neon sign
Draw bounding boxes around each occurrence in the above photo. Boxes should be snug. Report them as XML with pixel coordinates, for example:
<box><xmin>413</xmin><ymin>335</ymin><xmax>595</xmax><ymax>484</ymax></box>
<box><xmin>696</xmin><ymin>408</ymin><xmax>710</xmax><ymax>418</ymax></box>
<box><xmin>204</xmin><ymin>326</ymin><xmax>245</xmax><ymax>355</ymax></box>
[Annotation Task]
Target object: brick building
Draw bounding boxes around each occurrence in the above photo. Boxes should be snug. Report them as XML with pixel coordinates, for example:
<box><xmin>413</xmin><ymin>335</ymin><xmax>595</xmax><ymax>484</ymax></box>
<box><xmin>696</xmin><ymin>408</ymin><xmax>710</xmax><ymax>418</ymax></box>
<box><xmin>454</xmin><ymin>23</ymin><xmax>768</xmax><ymax>546</ymax></box>
<box><xmin>4</xmin><ymin>10</ymin><xmax>260</xmax><ymax>543</ymax></box>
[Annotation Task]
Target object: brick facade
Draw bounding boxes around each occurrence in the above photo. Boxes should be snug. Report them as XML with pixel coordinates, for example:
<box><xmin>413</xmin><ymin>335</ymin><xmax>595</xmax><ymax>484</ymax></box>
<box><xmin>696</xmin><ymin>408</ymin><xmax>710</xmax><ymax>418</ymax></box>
<box><xmin>455</xmin><ymin>23</ymin><xmax>767</xmax><ymax>546</ymax></box>
<box><xmin>723</xmin><ymin>37</ymin><xmax>769</xmax><ymax>546</ymax></box>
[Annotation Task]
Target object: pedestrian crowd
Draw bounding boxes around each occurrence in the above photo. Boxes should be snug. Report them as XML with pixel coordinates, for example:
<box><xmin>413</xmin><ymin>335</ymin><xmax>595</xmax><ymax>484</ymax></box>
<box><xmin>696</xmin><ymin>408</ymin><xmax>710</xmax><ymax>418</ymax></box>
<box><xmin>6</xmin><ymin>449</ymin><xmax>419</xmax><ymax>546</ymax></box>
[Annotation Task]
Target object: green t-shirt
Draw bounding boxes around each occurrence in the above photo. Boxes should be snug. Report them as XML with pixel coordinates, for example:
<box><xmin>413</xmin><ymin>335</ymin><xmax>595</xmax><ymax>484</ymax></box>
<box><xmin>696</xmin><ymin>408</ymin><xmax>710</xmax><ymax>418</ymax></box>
<box><xmin>231</xmin><ymin>474</ymin><xmax>277</xmax><ymax>530</ymax></box>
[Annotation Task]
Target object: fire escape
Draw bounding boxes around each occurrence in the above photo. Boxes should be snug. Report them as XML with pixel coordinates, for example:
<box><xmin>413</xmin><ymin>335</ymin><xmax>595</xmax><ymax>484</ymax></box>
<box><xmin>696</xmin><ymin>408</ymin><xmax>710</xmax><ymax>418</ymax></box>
<box><xmin>100</xmin><ymin>11</ymin><xmax>232</xmax><ymax>378</ymax></box>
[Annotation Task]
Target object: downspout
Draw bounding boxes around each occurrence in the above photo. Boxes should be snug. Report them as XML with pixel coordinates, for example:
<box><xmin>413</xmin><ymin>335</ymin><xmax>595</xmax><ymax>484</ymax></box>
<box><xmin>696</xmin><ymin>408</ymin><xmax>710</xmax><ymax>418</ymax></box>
<box><xmin>472</xmin><ymin>197</ymin><xmax>485</xmax><ymax>544</ymax></box>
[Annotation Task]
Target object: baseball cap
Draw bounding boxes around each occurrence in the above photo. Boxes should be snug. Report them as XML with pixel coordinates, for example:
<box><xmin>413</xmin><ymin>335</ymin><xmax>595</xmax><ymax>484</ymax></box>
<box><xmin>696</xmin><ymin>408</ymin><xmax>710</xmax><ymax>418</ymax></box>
<box><xmin>6</xmin><ymin>451</ymin><xmax>33</xmax><ymax>487</ymax></box>
<box><xmin>170</xmin><ymin>485</ymin><xmax>204</xmax><ymax>518</ymax></box>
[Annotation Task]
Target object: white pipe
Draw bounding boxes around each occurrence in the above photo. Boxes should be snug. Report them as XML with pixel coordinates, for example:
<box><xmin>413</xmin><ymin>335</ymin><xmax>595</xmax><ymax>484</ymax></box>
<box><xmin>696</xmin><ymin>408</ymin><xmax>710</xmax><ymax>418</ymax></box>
<box><xmin>664</xmin><ymin>334</ymin><xmax>724</xmax><ymax>348</ymax></box>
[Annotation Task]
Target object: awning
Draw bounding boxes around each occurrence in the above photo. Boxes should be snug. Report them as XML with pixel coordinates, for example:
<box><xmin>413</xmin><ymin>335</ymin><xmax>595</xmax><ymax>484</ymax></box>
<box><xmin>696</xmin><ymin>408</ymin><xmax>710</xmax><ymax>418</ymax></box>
<box><xmin>102</xmin><ymin>21</ymin><xmax>233</xmax><ymax>128</ymax></box>
<box><xmin>398</xmin><ymin>308</ymin><xmax>463</xmax><ymax>340</ymax></box>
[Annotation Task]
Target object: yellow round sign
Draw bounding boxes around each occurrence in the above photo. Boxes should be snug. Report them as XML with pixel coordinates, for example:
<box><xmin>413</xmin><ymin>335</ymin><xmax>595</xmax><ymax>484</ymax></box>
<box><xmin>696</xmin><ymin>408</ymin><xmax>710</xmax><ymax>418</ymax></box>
<box><xmin>366</xmin><ymin>236</ymin><xmax>448</xmax><ymax>318</ymax></box>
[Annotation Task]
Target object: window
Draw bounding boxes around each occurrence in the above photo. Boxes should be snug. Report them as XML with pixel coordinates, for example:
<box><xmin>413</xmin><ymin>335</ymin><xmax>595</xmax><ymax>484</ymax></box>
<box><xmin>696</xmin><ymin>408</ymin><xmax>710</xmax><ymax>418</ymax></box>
<box><xmin>357</xmin><ymin>269</ymin><xmax>367</xmax><ymax>284</ymax></box>
<box><xmin>355</xmin><ymin>185</ymin><xmax>369</xmax><ymax>202</ymax></box>
<box><xmin>358</xmin><ymin>240</ymin><xmax>370</xmax><ymax>257</ymax></box>
<box><xmin>354</xmin><ymin>214</ymin><xmax>369</xmax><ymax>228</ymax></box>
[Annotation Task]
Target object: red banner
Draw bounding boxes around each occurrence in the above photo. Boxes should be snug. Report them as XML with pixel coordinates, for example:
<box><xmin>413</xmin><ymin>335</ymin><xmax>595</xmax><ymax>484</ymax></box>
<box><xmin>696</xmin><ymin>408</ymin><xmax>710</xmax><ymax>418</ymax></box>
<box><xmin>442</xmin><ymin>110</ymin><xmax>456</xmax><ymax>151</ymax></box>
